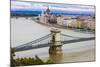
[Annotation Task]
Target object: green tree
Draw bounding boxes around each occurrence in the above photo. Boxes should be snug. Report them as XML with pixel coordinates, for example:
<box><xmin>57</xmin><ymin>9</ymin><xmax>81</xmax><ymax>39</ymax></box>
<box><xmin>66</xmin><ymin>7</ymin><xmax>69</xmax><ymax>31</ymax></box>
<box><xmin>11</xmin><ymin>48</ymin><xmax>16</xmax><ymax>67</ymax></box>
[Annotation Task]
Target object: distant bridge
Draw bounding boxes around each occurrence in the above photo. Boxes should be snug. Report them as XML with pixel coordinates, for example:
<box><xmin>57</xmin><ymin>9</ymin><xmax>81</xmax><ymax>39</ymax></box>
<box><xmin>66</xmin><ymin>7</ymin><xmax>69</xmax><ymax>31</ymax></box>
<box><xmin>14</xmin><ymin>33</ymin><xmax>95</xmax><ymax>52</ymax></box>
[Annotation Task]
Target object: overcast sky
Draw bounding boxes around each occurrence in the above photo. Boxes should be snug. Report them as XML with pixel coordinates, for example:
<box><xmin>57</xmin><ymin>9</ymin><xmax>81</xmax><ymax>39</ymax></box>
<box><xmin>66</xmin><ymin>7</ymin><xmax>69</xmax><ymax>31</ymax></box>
<box><xmin>11</xmin><ymin>0</ymin><xmax>95</xmax><ymax>13</ymax></box>
<box><xmin>12</xmin><ymin>0</ymin><xmax>95</xmax><ymax>5</ymax></box>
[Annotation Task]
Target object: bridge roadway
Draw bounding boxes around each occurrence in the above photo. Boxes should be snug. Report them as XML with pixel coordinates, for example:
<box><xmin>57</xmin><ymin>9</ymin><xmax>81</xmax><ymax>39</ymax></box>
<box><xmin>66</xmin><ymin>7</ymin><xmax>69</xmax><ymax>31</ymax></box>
<box><xmin>15</xmin><ymin>33</ymin><xmax>95</xmax><ymax>52</ymax></box>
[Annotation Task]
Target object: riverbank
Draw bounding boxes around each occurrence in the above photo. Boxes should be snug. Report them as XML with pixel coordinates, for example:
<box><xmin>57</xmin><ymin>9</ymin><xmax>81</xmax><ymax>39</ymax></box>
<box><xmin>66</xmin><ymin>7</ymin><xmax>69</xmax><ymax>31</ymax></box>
<box><xmin>34</xmin><ymin>18</ymin><xmax>95</xmax><ymax>34</ymax></box>
<box><xmin>33</xmin><ymin>48</ymin><xmax>95</xmax><ymax>63</ymax></box>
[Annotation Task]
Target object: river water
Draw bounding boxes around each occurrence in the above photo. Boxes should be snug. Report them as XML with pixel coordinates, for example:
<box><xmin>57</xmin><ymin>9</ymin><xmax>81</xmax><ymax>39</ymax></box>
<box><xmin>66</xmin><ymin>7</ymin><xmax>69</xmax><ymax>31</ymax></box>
<box><xmin>11</xmin><ymin>17</ymin><xmax>95</xmax><ymax>63</ymax></box>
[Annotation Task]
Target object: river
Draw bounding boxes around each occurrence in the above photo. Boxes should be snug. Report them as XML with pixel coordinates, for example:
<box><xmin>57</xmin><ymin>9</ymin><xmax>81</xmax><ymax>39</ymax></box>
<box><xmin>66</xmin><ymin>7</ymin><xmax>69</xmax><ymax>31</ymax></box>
<box><xmin>11</xmin><ymin>17</ymin><xmax>95</xmax><ymax>63</ymax></box>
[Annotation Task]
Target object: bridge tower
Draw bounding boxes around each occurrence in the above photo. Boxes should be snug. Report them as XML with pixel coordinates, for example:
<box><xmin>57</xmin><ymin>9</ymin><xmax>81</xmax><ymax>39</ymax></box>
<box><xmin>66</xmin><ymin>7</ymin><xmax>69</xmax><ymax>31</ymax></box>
<box><xmin>49</xmin><ymin>28</ymin><xmax>63</xmax><ymax>63</ymax></box>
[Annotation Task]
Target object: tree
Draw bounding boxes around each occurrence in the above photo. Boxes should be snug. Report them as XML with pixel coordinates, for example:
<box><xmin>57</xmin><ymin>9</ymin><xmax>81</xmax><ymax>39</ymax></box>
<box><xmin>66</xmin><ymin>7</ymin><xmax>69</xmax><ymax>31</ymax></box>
<box><xmin>11</xmin><ymin>48</ymin><xmax>16</xmax><ymax>67</ymax></box>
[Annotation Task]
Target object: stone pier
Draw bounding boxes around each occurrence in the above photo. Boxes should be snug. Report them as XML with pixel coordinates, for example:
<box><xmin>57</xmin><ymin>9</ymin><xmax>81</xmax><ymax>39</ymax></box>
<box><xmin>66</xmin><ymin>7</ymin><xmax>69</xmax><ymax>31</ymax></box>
<box><xmin>49</xmin><ymin>28</ymin><xmax>63</xmax><ymax>63</ymax></box>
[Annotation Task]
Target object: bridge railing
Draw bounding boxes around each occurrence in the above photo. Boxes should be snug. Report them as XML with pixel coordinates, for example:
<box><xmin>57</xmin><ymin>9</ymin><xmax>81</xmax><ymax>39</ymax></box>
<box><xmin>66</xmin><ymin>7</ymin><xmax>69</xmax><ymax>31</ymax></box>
<box><xmin>14</xmin><ymin>33</ymin><xmax>95</xmax><ymax>52</ymax></box>
<box><xmin>14</xmin><ymin>33</ymin><xmax>51</xmax><ymax>49</ymax></box>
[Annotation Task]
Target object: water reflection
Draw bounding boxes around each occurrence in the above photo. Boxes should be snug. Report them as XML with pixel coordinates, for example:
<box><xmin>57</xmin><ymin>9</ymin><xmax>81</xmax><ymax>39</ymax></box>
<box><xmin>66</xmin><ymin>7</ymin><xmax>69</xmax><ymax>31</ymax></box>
<box><xmin>49</xmin><ymin>46</ymin><xmax>63</xmax><ymax>63</ymax></box>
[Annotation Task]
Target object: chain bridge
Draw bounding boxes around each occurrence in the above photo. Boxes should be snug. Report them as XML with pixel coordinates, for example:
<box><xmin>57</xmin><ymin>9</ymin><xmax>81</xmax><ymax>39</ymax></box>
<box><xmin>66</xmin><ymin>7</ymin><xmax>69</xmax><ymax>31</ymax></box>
<box><xmin>14</xmin><ymin>30</ymin><xmax>95</xmax><ymax>52</ymax></box>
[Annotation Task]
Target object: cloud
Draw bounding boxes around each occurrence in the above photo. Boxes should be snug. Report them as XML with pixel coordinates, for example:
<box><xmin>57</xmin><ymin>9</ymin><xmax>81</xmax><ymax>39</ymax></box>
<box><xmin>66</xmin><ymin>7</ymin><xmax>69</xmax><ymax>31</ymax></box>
<box><xmin>11</xmin><ymin>0</ymin><xmax>95</xmax><ymax>13</ymax></box>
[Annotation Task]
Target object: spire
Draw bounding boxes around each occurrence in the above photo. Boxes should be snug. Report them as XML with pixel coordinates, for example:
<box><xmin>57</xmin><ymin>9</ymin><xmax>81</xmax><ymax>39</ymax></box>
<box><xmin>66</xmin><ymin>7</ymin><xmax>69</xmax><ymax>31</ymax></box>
<box><xmin>46</xmin><ymin>7</ymin><xmax>50</xmax><ymax>14</ymax></box>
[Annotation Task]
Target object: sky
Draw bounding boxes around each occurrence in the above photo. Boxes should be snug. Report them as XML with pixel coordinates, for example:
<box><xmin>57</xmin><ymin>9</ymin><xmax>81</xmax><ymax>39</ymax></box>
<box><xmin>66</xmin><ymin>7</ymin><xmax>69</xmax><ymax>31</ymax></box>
<box><xmin>11</xmin><ymin>0</ymin><xmax>95</xmax><ymax>5</ymax></box>
<box><xmin>11</xmin><ymin>0</ymin><xmax>95</xmax><ymax>16</ymax></box>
